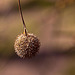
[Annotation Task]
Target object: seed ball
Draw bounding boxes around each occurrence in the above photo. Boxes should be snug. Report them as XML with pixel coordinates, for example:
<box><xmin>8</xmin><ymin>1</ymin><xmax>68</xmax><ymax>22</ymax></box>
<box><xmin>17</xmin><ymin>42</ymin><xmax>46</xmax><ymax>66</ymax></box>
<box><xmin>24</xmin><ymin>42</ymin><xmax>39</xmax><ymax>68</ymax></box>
<box><xmin>14</xmin><ymin>33</ymin><xmax>40</xmax><ymax>58</ymax></box>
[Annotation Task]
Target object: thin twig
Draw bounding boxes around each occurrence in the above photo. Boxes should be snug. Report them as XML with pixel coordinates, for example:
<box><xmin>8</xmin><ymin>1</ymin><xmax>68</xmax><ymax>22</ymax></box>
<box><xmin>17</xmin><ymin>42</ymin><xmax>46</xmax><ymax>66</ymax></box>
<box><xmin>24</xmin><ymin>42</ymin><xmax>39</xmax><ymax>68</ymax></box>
<box><xmin>18</xmin><ymin>0</ymin><xmax>27</xmax><ymax>36</ymax></box>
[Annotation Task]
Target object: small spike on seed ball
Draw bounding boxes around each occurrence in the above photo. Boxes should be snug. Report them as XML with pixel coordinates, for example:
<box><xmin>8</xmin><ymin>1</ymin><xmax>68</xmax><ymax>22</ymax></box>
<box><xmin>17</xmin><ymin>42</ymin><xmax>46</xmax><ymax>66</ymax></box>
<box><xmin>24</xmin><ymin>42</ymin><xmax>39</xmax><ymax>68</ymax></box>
<box><xmin>14</xmin><ymin>33</ymin><xmax>40</xmax><ymax>58</ymax></box>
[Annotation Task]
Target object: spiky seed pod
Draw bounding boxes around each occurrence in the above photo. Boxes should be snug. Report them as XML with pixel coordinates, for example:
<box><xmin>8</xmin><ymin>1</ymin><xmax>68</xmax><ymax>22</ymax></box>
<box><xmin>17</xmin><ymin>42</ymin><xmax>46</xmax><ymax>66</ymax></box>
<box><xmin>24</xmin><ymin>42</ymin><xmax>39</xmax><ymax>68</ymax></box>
<box><xmin>14</xmin><ymin>33</ymin><xmax>40</xmax><ymax>58</ymax></box>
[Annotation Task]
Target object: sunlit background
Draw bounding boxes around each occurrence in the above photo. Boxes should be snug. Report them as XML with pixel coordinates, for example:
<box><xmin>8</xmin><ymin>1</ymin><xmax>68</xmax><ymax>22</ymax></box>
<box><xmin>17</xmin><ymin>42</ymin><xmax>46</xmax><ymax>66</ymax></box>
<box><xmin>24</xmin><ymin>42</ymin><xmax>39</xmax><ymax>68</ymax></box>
<box><xmin>0</xmin><ymin>0</ymin><xmax>75</xmax><ymax>75</ymax></box>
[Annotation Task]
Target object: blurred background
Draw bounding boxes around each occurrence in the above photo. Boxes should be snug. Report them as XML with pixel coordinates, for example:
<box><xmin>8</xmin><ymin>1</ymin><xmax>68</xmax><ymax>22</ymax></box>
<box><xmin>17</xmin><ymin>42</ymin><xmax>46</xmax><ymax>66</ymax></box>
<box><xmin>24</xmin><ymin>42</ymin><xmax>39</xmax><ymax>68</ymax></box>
<box><xmin>0</xmin><ymin>0</ymin><xmax>75</xmax><ymax>75</ymax></box>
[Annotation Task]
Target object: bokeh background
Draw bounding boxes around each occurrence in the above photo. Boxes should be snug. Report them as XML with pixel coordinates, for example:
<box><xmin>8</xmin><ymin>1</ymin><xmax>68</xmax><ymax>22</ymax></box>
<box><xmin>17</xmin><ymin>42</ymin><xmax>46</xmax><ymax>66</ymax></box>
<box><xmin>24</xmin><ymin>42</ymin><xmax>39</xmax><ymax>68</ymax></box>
<box><xmin>0</xmin><ymin>0</ymin><xmax>75</xmax><ymax>75</ymax></box>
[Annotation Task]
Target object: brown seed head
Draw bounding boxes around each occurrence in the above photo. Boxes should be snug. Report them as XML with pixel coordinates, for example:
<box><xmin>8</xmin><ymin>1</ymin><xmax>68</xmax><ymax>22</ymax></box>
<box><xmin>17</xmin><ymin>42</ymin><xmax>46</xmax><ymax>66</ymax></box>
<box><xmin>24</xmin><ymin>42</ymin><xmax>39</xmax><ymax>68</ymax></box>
<box><xmin>14</xmin><ymin>33</ymin><xmax>40</xmax><ymax>58</ymax></box>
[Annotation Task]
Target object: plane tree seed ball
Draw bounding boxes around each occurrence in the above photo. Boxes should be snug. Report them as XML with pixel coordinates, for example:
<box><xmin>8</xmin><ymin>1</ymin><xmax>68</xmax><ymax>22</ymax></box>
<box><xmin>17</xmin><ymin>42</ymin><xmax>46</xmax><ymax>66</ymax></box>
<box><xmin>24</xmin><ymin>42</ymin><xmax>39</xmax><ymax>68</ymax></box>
<box><xmin>14</xmin><ymin>33</ymin><xmax>40</xmax><ymax>58</ymax></box>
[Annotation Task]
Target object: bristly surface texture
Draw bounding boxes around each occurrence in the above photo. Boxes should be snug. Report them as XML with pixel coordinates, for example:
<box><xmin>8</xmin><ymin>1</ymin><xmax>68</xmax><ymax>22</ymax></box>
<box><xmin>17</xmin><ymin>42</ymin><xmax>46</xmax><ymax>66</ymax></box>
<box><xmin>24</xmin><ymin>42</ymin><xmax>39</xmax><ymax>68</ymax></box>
<box><xmin>14</xmin><ymin>33</ymin><xmax>40</xmax><ymax>58</ymax></box>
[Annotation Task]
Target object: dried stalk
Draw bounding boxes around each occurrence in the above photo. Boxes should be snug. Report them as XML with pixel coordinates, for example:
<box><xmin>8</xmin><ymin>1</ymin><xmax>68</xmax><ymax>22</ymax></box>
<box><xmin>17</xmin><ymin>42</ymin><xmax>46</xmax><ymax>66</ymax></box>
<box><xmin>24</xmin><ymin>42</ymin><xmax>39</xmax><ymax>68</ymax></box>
<box><xmin>18</xmin><ymin>0</ymin><xmax>27</xmax><ymax>36</ymax></box>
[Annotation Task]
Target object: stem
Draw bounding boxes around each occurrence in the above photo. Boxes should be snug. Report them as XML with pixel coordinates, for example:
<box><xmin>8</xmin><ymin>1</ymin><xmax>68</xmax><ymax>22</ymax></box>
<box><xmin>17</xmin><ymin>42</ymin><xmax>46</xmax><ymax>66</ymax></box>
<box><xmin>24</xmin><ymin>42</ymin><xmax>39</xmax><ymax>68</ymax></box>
<box><xmin>18</xmin><ymin>0</ymin><xmax>27</xmax><ymax>36</ymax></box>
